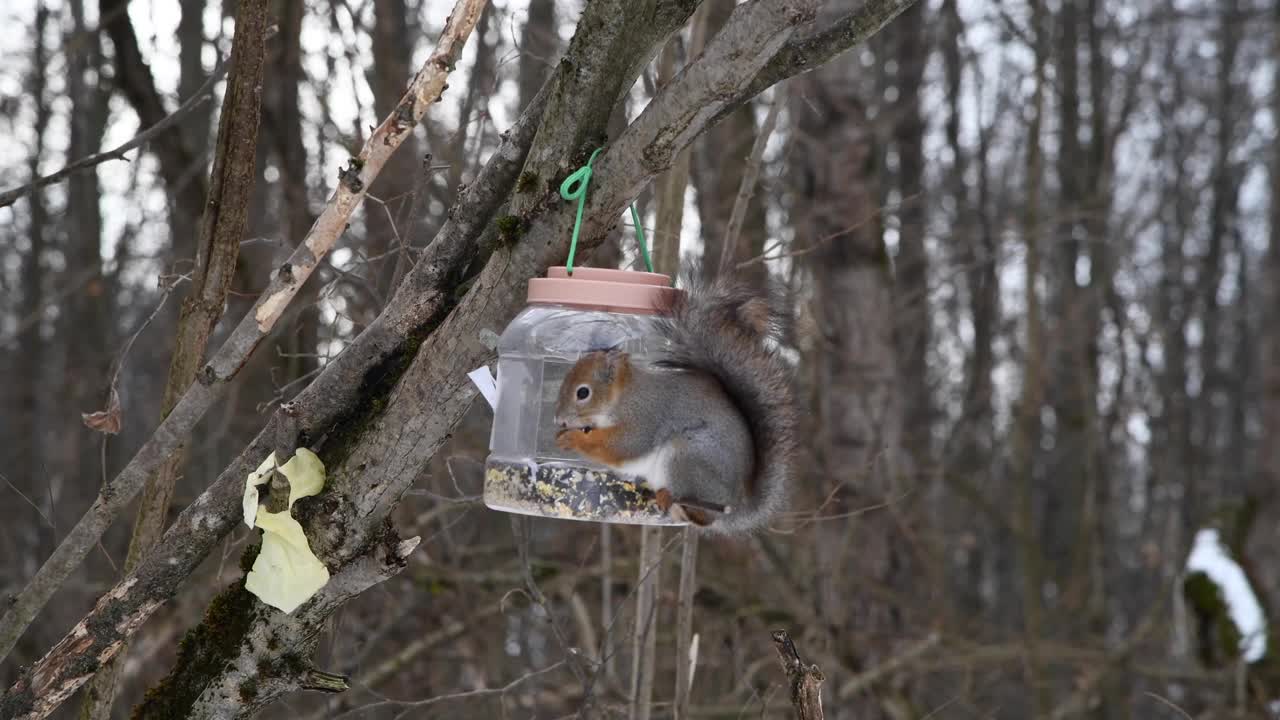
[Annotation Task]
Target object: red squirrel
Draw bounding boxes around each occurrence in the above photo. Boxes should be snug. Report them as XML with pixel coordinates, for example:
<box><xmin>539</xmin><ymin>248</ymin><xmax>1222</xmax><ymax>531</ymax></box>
<box><xmin>552</xmin><ymin>267</ymin><xmax>796</xmax><ymax>534</ymax></box>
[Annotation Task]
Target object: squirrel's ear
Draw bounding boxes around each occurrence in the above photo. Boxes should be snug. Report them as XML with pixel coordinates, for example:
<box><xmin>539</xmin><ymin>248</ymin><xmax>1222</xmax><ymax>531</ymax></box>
<box><xmin>600</xmin><ymin>348</ymin><xmax>630</xmax><ymax>385</ymax></box>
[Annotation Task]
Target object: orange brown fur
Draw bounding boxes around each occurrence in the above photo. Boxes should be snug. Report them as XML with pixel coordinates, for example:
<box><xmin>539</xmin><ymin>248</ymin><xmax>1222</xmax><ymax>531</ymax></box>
<box><xmin>555</xmin><ymin>424</ymin><xmax>630</xmax><ymax>465</ymax></box>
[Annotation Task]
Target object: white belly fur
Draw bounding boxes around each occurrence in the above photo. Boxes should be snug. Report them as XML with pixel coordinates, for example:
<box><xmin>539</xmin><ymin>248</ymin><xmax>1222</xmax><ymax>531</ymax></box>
<box><xmin>614</xmin><ymin>445</ymin><xmax>673</xmax><ymax>490</ymax></box>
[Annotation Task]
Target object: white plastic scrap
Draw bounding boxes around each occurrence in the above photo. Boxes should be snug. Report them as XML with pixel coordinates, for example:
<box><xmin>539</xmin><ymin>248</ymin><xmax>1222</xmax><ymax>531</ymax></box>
<box><xmin>242</xmin><ymin>448</ymin><xmax>331</xmax><ymax>614</ymax></box>
<box><xmin>1185</xmin><ymin>528</ymin><xmax>1269</xmax><ymax>663</ymax></box>
<box><xmin>468</xmin><ymin>364</ymin><xmax>499</xmax><ymax>410</ymax></box>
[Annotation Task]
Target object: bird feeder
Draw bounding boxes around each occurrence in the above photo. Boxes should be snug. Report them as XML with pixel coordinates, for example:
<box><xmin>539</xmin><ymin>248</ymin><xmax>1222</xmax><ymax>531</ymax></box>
<box><xmin>483</xmin><ymin>266</ymin><xmax>689</xmax><ymax>525</ymax></box>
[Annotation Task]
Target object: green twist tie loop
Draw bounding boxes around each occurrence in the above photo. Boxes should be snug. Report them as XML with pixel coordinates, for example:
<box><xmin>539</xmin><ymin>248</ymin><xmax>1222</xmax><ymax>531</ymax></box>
<box><xmin>559</xmin><ymin>147</ymin><xmax>656</xmax><ymax>276</ymax></box>
<box><xmin>559</xmin><ymin>148</ymin><xmax>602</xmax><ymax>275</ymax></box>
<box><xmin>630</xmin><ymin>203</ymin><xmax>654</xmax><ymax>274</ymax></box>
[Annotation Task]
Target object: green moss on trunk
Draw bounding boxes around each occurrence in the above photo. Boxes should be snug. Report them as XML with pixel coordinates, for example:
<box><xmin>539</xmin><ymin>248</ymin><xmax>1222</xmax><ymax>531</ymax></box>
<box><xmin>1183</xmin><ymin>570</ymin><xmax>1244</xmax><ymax>667</ymax></box>
<box><xmin>131</xmin><ymin>580</ymin><xmax>258</xmax><ymax>719</ymax></box>
<box><xmin>316</xmin><ymin>329</ymin><xmax>432</xmax><ymax>469</ymax></box>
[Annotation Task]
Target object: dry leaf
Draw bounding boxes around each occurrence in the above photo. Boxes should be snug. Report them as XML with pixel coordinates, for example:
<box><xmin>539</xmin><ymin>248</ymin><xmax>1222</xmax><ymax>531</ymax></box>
<box><xmin>81</xmin><ymin>387</ymin><xmax>122</xmax><ymax>435</ymax></box>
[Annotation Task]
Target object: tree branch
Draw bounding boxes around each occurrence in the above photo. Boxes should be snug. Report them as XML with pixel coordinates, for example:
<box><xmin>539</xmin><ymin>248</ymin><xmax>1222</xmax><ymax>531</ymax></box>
<box><xmin>0</xmin><ymin>59</ymin><xmax>230</xmax><ymax>209</ymax></box>
<box><xmin>99</xmin><ymin>0</ymin><xmax>211</xmax><ymax>228</ymax></box>
<box><xmin>837</xmin><ymin>632</ymin><xmax>940</xmax><ymax>699</ymax></box>
<box><xmin>331</xmin><ymin>660</ymin><xmax>566</xmax><ymax>719</ymax></box>
<box><xmin>0</xmin><ymin>0</ymin><xmax>486</xmax><ymax>678</ymax></box>
<box><xmin>717</xmin><ymin>0</ymin><xmax>919</xmax><ymax>125</ymax></box>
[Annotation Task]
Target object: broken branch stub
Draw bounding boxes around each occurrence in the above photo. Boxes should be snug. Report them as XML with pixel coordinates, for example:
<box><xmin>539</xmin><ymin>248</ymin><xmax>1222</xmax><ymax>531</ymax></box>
<box><xmin>772</xmin><ymin>630</ymin><xmax>825</xmax><ymax>720</ymax></box>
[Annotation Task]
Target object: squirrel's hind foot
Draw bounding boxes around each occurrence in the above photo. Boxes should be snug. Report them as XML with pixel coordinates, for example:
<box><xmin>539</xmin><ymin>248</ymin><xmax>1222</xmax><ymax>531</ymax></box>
<box><xmin>655</xmin><ymin>489</ymin><xmax>714</xmax><ymax>527</ymax></box>
<box><xmin>676</xmin><ymin>505</ymin><xmax>713</xmax><ymax>526</ymax></box>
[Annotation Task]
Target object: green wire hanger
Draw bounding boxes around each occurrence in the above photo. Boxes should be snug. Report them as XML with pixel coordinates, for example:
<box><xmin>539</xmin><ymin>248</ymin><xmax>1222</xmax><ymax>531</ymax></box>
<box><xmin>559</xmin><ymin>147</ymin><xmax>655</xmax><ymax>276</ymax></box>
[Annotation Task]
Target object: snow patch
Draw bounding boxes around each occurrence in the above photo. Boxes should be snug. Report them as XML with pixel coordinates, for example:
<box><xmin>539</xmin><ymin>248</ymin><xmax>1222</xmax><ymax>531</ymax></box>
<box><xmin>1185</xmin><ymin>528</ymin><xmax>1268</xmax><ymax>662</ymax></box>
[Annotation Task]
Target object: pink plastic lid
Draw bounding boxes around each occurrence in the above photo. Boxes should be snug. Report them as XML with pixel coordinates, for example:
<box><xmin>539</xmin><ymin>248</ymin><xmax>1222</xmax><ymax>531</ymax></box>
<box><xmin>528</xmin><ymin>266</ymin><xmax>681</xmax><ymax>314</ymax></box>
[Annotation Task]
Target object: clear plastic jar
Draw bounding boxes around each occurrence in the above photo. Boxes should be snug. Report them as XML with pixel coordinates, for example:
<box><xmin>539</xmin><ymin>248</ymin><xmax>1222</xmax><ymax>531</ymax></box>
<box><xmin>483</xmin><ymin>267</ymin><xmax>687</xmax><ymax>525</ymax></box>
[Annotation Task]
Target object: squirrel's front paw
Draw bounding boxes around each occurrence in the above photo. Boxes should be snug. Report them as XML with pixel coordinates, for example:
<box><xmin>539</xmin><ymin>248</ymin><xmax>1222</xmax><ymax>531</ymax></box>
<box><xmin>655</xmin><ymin>488</ymin><xmax>675</xmax><ymax>513</ymax></box>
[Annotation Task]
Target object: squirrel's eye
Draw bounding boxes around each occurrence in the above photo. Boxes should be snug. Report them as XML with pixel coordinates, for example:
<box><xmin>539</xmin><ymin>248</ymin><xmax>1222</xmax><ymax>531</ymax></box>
<box><xmin>576</xmin><ymin>385</ymin><xmax>591</xmax><ymax>401</ymax></box>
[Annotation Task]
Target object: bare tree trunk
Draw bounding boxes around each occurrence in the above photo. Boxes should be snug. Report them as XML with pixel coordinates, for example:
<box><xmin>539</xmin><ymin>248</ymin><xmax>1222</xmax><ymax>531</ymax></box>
<box><xmin>651</xmin><ymin>8</ymin><xmax>708</xmax><ymax>273</ymax></box>
<box><xmin>1044</xmin><ymin>0</ymin><xmax>1088</xmax><ymax>598</ymax></box>
<box><xmin>1013</xmin><ymin>1</ymin><xmax>1050</xmax><ymax>714</ymax></box>
<box><xmin>1246</xmin><ymin>0</ymin><xmax>1280</xmax><ymax>701</ymax></box>
<box><xmin>1080</xmin><ymin>4</ymin><xmax>1124</xmax><ymax>713</ymax></box>
<box><xmin>365</xmin><ymin>0</ymin><xmax>424</xmax><ymax>303</ymax></box>
<box><xmin>888</xmin><ymin>0</ymin><xmax>931</xmax><ymax>506</ymax></box>
<box><xmin>693</xmin><ymin>0</ymin><xmax>768</xmax><ymax>287</ymax></box>
<box><xmin>179</xmin><ymin>0</ymin><xmax>211</xmax><ymax>154</ymax></box>
<box><xmin>630</xmin><ymin>527</ymin><xmax>663</xmax><ymax>720</ymax></box>
<box><xmin>62</xmin><ymin>0</ymin><xmax>113</xmax><ymax>505</ymax></box>
<box><xmin>79</xmin><ymin>3</ymin><xmax>270</xmax><ymax>717</ymax></box>
<box><xmin>10</xmin><ymin>5</ymin><xmax>53</xmax><ymax>667</ymax></box>
<box><xmin>56</xmin><ymin>0</ymin><xmax>113</xmax><ymax>669</ymax></box>
<box><xmin>791</xmin><ymin>8</ymin><xmax>908</xmax><ymax>713</ymax></box>
<box><xmin>443</xmin><ymin>3</ymin><xmax>498</xmax><ymax>211</ymax></box>
<box><xmin>938</xmin><ymin>0</ymin><xmax>1001</xmax><ymax>619</ymax></box>
<box><xmin>100</xmin><ymin>0</ymin><xmax>209</xmax><ymax>257</ymax></box>
<box><xmin>1040</xmin><ymin>0</ymin><xmax>1107</xmax><ymax>625</ymax></box>
<box><xmin>271</xmin><ymin>0</ymin><xmax>320</xmax><ymax>384</ymax></box>
<box><xmin>1193</xmin><ymin>0</ymin><xmax>1242</xmax><ymax>510</ymax></box>
<box><xmin>517</xmin><ymin>0</ymin><xmax>557</xmax><ymax>113</ymax></box>
<box><xmin>1153</xmin><ymin>33</ymin><xmax>1195</xmax><ymax>675</ymax></box>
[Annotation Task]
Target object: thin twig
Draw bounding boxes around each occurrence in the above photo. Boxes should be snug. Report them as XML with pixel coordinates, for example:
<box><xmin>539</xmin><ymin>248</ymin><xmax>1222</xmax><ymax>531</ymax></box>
<box><xmin>719</xmin><ymin>83</ymin><xmax>785</xmax><ymax>276</ymax></box>
<box><xmin>0</xmin><ymin>59</ymin><xmax>230</xmax><ymax>209</ymax></box>
<box><xmin>630</xmin><ymin>526</ymin><xmax>664</xmax><ymax>720</ymax></box>
<box><xmin>673</xmin><ymin>530</ymin><xmax>699</xmax><ymax>720</ymax></box>
<box><xmin>837</xmin><ymin>632</ymin><xmax>939</xmax><ymax>698</ymax></box>
<box><xmin>0</xmin><ymin>266</ymin><xmax>103</xmax><ymax>349</ymax></box>
<box><xmin>331</xmin><ymin>660</ymin><xmax>567</xmax><ymax>720</ymax></box>
<box><xmin>737</xmin><ymin>192</ymin><xmax>922</xmax><ymax>269</ymax></box>
<box><xmin>0</xmin><ymin>474</ymin><xmax>54</xmax><ymax>529</ymax></box>
<box><xmin>1142</xmin><ymin>691</ymin><xmax>1194</xmax><ymax>720</ymax></box>
<box><xmin>601</xmin><ymin>524</ymin><xmax>616</xmax><ymax>685</ymax></box>
<box><xmin>101</xmin><ymin>276</ymin><xmax>183</xmax><ymax>397</ymax></box>
<box><xmin>511</xmin><ymin>516</ymin><xmax>589</xmax><ymax>684</ymax></box>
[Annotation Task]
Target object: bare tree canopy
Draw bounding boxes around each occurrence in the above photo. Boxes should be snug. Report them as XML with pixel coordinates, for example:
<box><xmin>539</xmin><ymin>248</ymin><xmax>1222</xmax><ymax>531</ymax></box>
<box><xmin>1</xmin><ymin>0</ymin><xmax>1278</xmax><ymax>718</ymax></box>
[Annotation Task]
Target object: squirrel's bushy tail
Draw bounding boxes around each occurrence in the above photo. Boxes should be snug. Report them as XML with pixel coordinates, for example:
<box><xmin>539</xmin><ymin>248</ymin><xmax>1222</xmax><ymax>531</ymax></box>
<box><xmin>655</xmin><ymin>260</ymin><xmax>798</xmax><ymax>534</ymax></box>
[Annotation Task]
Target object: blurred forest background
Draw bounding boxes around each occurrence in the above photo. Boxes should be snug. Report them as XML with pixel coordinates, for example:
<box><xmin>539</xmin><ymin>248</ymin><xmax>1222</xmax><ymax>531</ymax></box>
<box><xmin>2</xmin><ymin>0</ymin><xmax>1280</xmax><ymax>718</ymax></box>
